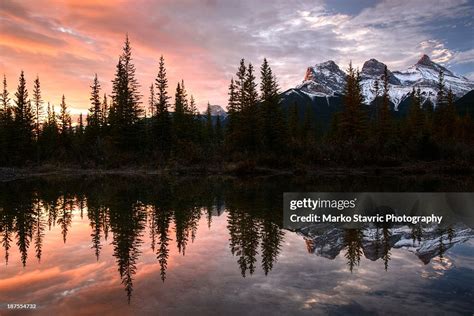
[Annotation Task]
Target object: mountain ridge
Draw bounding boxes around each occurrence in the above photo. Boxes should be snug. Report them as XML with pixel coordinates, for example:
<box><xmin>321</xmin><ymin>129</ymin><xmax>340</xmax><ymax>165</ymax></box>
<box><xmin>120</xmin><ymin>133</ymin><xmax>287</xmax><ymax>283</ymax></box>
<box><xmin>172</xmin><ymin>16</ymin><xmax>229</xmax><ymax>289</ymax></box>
<box><xmin>294</xmin><ymin>54</ymin><xmax>474</xmax><ymax>109</ymax></box>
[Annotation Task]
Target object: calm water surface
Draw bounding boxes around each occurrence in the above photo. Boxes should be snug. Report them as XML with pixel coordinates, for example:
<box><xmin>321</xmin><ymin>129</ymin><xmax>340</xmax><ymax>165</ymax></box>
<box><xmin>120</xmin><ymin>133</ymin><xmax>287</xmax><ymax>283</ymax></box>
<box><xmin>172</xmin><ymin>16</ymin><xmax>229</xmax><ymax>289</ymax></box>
<box><xmin>0</xmin><ymin>175</ymin><xmax>473</xmax><ymax>315</ymax></box>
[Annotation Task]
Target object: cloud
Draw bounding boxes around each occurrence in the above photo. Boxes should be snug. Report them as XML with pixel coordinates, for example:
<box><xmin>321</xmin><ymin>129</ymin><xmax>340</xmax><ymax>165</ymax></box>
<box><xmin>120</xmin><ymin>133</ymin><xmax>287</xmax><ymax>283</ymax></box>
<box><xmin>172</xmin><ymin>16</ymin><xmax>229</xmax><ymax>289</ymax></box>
<box><xmin>0</xmin><ymin>0</ymin><xmax>472</xmax><ymax>112</ymax></box>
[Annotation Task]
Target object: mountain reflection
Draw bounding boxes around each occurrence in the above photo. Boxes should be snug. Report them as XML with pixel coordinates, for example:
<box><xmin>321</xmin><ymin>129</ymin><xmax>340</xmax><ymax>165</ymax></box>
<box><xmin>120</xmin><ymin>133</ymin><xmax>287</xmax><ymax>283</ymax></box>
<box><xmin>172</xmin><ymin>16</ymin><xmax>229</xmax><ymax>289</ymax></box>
<box><xmin>0</xmin><ymin>177</ymin><xmax>472</xmax><ymax>303</ymax></box>
<box><xmin>301</xmin><ymin>222</ymin><xmax>472</xmax><ymax>272</ymax></box>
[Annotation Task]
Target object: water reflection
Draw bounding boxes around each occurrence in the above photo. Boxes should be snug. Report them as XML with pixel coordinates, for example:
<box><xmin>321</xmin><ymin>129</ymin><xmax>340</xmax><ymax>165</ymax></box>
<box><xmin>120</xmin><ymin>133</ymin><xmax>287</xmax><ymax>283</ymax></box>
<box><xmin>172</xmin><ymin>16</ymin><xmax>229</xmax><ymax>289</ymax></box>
<box><xmin>0</xmin><ymin>176</ymin><xmax>473</xmax><ymax>312</ymax></box>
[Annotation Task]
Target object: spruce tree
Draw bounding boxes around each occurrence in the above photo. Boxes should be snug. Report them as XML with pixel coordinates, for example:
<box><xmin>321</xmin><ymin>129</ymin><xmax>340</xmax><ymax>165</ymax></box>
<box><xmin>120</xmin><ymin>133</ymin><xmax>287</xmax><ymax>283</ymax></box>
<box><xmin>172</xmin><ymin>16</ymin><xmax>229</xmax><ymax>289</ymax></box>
<box><xmin>226</xmin><ymin>77</ymin><xmax>239</xmax><ymax>143</ymax></box>
<box><xmin>59</xmin><ymin>95</ymin><xmax>71</xmax><ymax>136</ymax></box>
<box><xmin>377</xmin><ymin>65</ymin><xmax>392</xmax><ymax>144</ymax></box>
<box><xmin>242</xmin><ymin>62</ymin><xmax>259</xmax><ymax>151</ymax></box>
<box><xmin>173</xmin><ymin>82</ymin><xmax>186</xmax><ymax>144</ymax></box>
<box><xmin>0</xmin><ymin>75</ymin><xmax>13</xmax><ymax>164</ymax></box>
<box><xmin>205</xmin><ymin>102</ymin><xmax>213</xmax><ymax>146</ymax></box>
<box><xmin>109</xmin><ymin>35</ymin><xmax>142</xmax><ymax>147</ymax></box>
<box><xmin>13</xmin><ymin>71</ymin><xmax>34</xmax><ymax>161</ymax></box>
<box><xmin>32</xmin><ymin>75</ymin><xmax>43</xmax><ymax>140</ymax></box>
<box><xmin>88</xmin><ymin>74</ymin><xmax>102</xmax><ymax>130</ymax></box>
<box><xmin>407</xmin><ymin>87</ymin><xmax>424</xmax><ymax>136</ymax></box>
<box><xmin>154</xmin><ymin>55</ymin><xmax>172</xmax><ymax>154</ymax></box>
<box><xmin>148</xmin><ymin>83</ymin><xmax>155</xmax><ymax>118</ymax></box>
<box><xmin>337</xmin><ymin>63</ymin><xmax>367</xmax><ymax>142</ymax></box>
<box><xmin>260</xmin><ymin>58</ymin><xmax>284</xmax><ymax>153</ymax></box>
<box><xmin>101</xmin><ymin>93</ymin><xmax>108</xmax><ymax>127</ymax></box>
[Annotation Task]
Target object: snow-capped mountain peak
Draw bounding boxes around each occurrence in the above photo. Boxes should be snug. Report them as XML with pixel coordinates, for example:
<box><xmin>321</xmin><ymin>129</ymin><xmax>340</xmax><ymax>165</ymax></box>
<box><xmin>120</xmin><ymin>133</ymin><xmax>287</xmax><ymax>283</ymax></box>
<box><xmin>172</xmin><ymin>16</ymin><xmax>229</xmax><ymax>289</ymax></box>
<box><xmin>298</xmin><ymin>60</ymin><xmax>346</xmax><ymax>97</ymax></box>
<box><xmin>296</xmin><ymin>55</ymin><xmax>474</xmax><ymax>109</ymax></box>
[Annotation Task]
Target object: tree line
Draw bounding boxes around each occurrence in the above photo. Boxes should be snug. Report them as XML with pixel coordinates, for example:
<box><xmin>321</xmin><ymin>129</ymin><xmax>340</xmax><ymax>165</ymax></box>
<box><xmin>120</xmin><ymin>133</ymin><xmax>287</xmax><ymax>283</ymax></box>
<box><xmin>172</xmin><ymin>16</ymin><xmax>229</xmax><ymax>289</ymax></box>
<box><xmin>1</xmin><ymin>35</ymin><xmax>473</xmax><ymax>168</ymax></box>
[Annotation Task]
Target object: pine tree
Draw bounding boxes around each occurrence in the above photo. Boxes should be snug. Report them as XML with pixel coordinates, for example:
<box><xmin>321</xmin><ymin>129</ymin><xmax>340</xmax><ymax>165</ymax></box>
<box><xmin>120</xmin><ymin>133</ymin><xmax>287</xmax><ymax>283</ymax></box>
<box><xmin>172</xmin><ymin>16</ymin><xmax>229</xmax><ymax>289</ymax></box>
<box><xmin>13</xmin><ymin>71</ymin><xmax>34</xmax><ymax>161</ymax></box>
<box><xmin>376</xmin><ymin>65</ymin><xmax>392</xmax><ymax>144</ymax></box>
<box><xmin>236</xmin><ymin>59</ymin><xmax>247</xmax><ymax>112</ymax></box>
<box><xmin>205</xmin><ymin>102</ymin><xmax>213</xmax><ymax>145</ymax></box>
<box><xmin>148</xmin><ymin>83</ymin><xmax>155</xmax><ymax>118</ymax></box>
<box><xmin>173</xmin><ymin>82</ymin><xmax>187</xmax><ymax>144</ymax></box>
<box><xmin>32</xmin><ymin>75</ymin><xmax>43</xmax><ymax>140</ymax></box>
<box><xmin>109</xmin><ymin>35</ymin><xmax>142</xmax><ymax>136</ymax></box>
<box><xmin>434</xmin><ymin>69</ymin><xmax>448</xmax><ymax>139</ymax></box>
<box><xmin>59</xmin><ymin>95</ymin><xmax>71</xmax><ymax>136</ymax></box>
<box><xmin>154</xmin><ymin>55</ymin><xmax>172</xmax><ymax>154</ymax></box>
<box><xmin>188</xmin><ymin>95</ymin><xmax>197</xmax><ymax>116</ymax></box>
<box><xmin>407</xmin><ymin>87</ymin><xmax>424</xmax><ymax>136</ymax></box>
<box><xmin>1</xmin><ymin>75</ymin><xmax>10</xmax><ymax>116</ymax></box>
<box><xmin>260</xmin><ymin>58</ymin><xmax>284</xmax><ymax>153</ymax></box>
<box><xmin>101</xmin><ymin>93</ymin><xmax>108</xmax><ymax>127</ymax></box>
<box><xmin>443</xmin><ymin>88</ymin><xmax>456</xmax><ymax>140</ymax></box>
<box><xmin>77</xmin><ymin>113</ymin><xmax>84</xmax><ymax>135</ymax></box>
<box><xmin>88</xmin><ymin>74</ymin><xmax>102</xmax><ymax>129</ymax></box>
<box><xmin>0</xmin><ymin>74</ymin><xmax>13</xmax><ymax>165</ymax></box>
<box><xmin>242</xmin><ymin>62</ymin><xmax>259</xmax><ymax>151</ymax></box>
<box><xmin>337</xmin><ymin>62</ymin><xmax>367</xmax><ymax>142</ymax></box>
<box><xmin>226</xmin><ymin>77</ymin><xmax>239</xmax><ymax>143</ymax></box>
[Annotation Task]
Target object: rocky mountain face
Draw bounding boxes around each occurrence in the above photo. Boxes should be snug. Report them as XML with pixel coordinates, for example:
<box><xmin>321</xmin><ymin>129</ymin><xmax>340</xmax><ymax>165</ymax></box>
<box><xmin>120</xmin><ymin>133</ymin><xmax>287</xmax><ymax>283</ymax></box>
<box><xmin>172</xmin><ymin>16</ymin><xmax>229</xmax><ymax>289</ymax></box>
<box><xmin>204</xmin><ymin>104</ymin><xmax>228</xmax><ymax>117</ymax></box>
<box><xmin>294</xmin><ymin>55</ymin><xmax>474</xmax><ymax>109</ymax></box>
<box><xmin>298</xmin><ymin>223</ymin><xmax>473</xmax><ymax>265</ymax></box>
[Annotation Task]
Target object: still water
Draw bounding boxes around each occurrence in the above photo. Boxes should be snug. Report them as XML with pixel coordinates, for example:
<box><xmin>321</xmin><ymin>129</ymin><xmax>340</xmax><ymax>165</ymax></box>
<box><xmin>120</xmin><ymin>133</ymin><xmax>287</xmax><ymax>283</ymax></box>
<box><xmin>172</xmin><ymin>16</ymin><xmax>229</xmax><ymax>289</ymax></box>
<box><xmin>0</xmin><ymin>175</ymin><xmax>473</xmax><ymax>315</ymax></box>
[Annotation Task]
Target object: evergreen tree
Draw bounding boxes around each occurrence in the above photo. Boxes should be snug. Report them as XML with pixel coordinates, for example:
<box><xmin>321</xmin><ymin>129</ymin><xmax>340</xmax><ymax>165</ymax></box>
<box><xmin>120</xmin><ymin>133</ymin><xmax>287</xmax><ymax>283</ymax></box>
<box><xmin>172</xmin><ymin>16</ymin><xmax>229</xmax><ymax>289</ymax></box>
<box><xmin>101</xmin><ymin>93</ymin><xmax>108</xmax><ymax>127</ymax></box>
<box><xmin>173</xmin><ymin>82</ymin><xmax>187</xmax><ymax>145</ymax></box>
<box><xmin>109</xmin><ymin>35</ymin><xmax>142</xmax><ymax>147</ymax></box>
<box><xmin>241</xmin><ymin>62</ymin><xmax>259</xmax><ymax>151</ymax></box>
<box><xmin>88</xmin><ymin>74</ymin><xmax>102</xmax><ymax>130</ymax></box>
<box><xmin>443</xmin><ymin>88</ymin><xmax>457</xmax><ymax>140</ymax></box>
<box><xmin>148</xmin><ymin>83</ymin><xmax>155</xmax><ymax>118</ymax></box>
<box><xmin>260</xmin><ymin>58</ymin><xmax>284</xmax><ymax>153</ymax></box>
<box><xmin>226</xmin><ymin>77</ymin><xmax>239</xmax><ymax>144</ymax></box>
<box><xmin>376</xmin><ymin>65</ymin><xmax>392</xmax><ymax>144</ymax></box>
<box><xmin>154</xmin><ymin>55</ymin><xmax>172</xmax><ymax>154</ymax></box>
<box><xmin>13</xmin><ymin>71</ymin><xmax>34</xmax><ymax>161</ymax></box>
<box><xmin>188</xmin><ymin>95</ymin><xmax>197</xmax><ymax>116</ymax></box>
<box><xmin>77</xmin><ymin>113</ymin><xmax>84</xmax><ymax>135</ymax></box>
<box><xmin>407</xmin><ymin>87</ymin><xmax>424</xmax><ymax>136</ymax></box>
<box><xmin>236</xmin><ymin>59</ymin><xmax>247</xmax><ymax>111</ymax></box>
<box><xmin>205</xmin><ymin>102</ymin><xmax>214</xmax><ymax>145</ymax></box>
<box><xmin>32</xmin><ymin>75</ymin><xmax>43</xmax><ymax>140</ymax></box>
<box><xmin>1</xmin><ymin>75</ymin><xmax>10</xmax><ymax>116</ymax></box>
<box><xmin>434</xmin><ymin>69</ymin><xmax>450</xmax><ymax>139</ymax></box>
<box><xmin>58</xmin><ymin>95</ymin><xmax>71</xmax><ymax>136</ymax></box>
<box><xmin>337</xmin><ymin>63</ymin><xmax>367</xmax><ymax>142</ymax></box>
<box><xmin>0</xmin><ymin>75</ymin><xmax>13</xmax><ymax>165</ymax></box>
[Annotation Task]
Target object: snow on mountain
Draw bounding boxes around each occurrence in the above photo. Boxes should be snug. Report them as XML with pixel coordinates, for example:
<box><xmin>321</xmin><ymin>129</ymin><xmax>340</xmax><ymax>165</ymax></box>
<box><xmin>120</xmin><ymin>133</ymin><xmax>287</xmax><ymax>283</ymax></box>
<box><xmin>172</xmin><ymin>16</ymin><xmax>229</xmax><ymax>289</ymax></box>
<box><xmin>297</xmin><ymin>60</ymin><xmax>346</xmax><ymax>96</ymax></box>
<box><xmin>298</xmin><ymin>223</ymin><xmax>473</xmax><ymax>265</ymax></box>
<box><xmin>296</xmin><ymin>55</ymin><xmax>474</xmax><ymax>109</ymax></box>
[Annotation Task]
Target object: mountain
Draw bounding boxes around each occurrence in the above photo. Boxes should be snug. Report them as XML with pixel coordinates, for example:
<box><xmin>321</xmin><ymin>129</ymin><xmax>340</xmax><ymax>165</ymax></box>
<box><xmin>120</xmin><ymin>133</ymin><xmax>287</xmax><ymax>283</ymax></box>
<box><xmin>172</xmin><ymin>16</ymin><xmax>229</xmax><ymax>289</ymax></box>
<box><xmin>291</xmin><ymin>55</ymin><xmax>474</xmax><ymax>109</ymax></box>
<box><xmin>204</xmin><ymin>104</ymin><xmax>228</xmax><ymax>118</ymax></box>
<box><xmin>298</xmin><ymin>223</ymin><xmax>473</xmax><ymax>265</ymax></box>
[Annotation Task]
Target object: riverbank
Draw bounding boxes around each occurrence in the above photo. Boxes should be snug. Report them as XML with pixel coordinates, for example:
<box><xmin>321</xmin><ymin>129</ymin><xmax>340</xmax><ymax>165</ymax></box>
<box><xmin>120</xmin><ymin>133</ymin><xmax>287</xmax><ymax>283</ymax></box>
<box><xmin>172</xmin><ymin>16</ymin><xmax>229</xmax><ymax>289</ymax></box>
<box><xmin>1</xmin><ymin>161</ymin><xmax>472</xmax><ymax>182</ymax></box>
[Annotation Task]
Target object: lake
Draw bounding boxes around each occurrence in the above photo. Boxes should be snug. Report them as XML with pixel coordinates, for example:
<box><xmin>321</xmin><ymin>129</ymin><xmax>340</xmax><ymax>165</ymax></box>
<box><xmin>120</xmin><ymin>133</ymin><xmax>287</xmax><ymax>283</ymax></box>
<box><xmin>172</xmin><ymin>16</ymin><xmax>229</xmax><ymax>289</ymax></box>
<box><xmin>0</xmin><ymin>175</ymin><xmax>473</xmax><ymax>315</ymax></box>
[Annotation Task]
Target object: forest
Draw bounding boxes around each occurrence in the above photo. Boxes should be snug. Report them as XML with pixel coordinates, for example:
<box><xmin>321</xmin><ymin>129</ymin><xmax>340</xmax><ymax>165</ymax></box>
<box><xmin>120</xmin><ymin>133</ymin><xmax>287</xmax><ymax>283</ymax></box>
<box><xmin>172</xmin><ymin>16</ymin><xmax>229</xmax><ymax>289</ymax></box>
<box><xmin>1</xmin><ymin>36</ymin><xmax>473</xmax><ymax>172</ymax></box>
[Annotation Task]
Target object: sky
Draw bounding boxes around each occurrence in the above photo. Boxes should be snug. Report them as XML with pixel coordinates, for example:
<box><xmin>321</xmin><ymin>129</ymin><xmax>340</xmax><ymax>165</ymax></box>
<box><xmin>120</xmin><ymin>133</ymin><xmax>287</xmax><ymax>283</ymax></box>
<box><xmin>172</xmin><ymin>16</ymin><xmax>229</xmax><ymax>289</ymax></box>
<box><xmin>1</xmin><ymin>0</ymin><xmax>474</xmax><ymax>114</ymax></box>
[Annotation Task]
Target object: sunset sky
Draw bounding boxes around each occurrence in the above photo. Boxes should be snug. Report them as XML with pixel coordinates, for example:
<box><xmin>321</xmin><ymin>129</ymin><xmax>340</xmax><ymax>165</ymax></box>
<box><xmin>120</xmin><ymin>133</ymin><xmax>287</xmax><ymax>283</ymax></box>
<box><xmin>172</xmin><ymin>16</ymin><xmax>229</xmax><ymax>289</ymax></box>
<box><xmin>1</xmin><ymin>0</ymin><xmax>473</xmax><ymax>114</ymax></box>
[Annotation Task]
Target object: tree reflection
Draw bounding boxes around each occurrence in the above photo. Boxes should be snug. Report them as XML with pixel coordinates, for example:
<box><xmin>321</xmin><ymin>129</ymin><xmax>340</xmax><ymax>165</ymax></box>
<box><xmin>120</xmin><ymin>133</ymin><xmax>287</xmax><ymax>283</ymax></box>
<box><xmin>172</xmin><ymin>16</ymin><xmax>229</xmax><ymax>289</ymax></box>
<box><xmin>2</xmin><ymin>177</ymin><xmax>467</xmax><ymax>303</ymax></box>
<box><xmin>343</xmin><ymin>228</ymin><xmax>363</xmax><ymax>273</ymax></box>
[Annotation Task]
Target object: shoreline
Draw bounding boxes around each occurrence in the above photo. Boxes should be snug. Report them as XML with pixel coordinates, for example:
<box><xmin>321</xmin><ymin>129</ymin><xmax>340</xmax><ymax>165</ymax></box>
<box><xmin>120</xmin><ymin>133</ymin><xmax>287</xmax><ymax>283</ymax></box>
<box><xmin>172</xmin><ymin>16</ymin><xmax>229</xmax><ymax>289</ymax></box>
<box><xmin>1</xmin><ymin>161</ymin><xmax>471</xmax><ymax>182</ymax></box>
